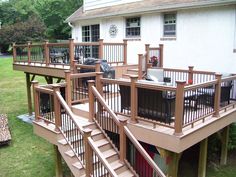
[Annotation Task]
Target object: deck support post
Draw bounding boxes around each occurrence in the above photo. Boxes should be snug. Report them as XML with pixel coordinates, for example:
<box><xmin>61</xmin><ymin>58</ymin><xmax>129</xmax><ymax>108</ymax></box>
<box><xmin>65</xmin><ymin>70</ymin><xmax>72</xmax><ymax>108</ymax></box>
<box><xmin>53</xmin><ymin>145</ymin><xmax>63</xmax><ymax>177</ymax></box>
<box><xmin>138</xmin><ymin>54</ymin><xmax>143</xmax><ymax>79</ymax></box>
<box><xmin>188</xmin><ymin>66</ymin><xmax>194</xmax><ymax>84</ymax></box>
<box><xmin>84</xmin><ymin>129</ymin><xmax>93</xmax><ymax>177</ymax></box>
<box><xmin>32</xmin><ymin>81</ymin><xmax>39</xmax><ymax>120</ymax></box>
<box><xmin>69</xmin><ymin>39</ymin><xmax>75</xmax><ymax>73</ymax></box>
<box><xmin>213</xmin><ymin>74</ymin><xmax>222</xmax><ymax>117</ymax></box>
<box><xmin>159</xmin><ymin>44</ymin><xmax>164</xmax><ymax>68</ymax></box>
<box><xmin>26</xmin><ymin>73</ymin><xmax>33</xmax><ymax>116</ymax></box>
<box><xmin>158</xmin><ymin>149</ymin><xmax>181</xmax><ymax>177</ymax></box>
<box><xmin>119</xmin><ymin>119</ymin><xmax>127</xmax><ymax>162</ymax></box>
<box><xmin>130</xmin><ymin>75</ymin><xmax>138</xmax><ymax>123</ymax></box>
<box><xmin>96</xmin><ymin>72</ymin><xmax>103</xmax><ymax>96</ymax></box>
<box><xmin>174</xmin><ymin>81</ymin><xmax>186</xmax><ymax>135</ymax></box>
<box><xmin>88</xmin><ymin>80</ymin><xmax>95</xmax><ymax>122</ymax></box>
<box><xmin>123</xmin><ymin>39</ymin><xmax>128</xmax><ymax>65</ymax></box>
<box><xmin>145</xmin><ymin>44</ymin><xmax>150</xmax><ymax>70</ymax></box>
<box><xmin>13</xmin><ymin>42</ymin><xmax>17</xmax><ymax>63</ymax></box>
<box><xmin>198</xmin><ymin>138</ymin><xmax>208</xmax><ymax>177</ymax></box>
<box><xmin>99</xmin><ymin>39</ymin><xmax>104</xmax><ymax>59</ymax></box>
<box><xmin>220</xmin><ymin>126</ymin><xmax>230</xmax><ymax>165</ymax></box>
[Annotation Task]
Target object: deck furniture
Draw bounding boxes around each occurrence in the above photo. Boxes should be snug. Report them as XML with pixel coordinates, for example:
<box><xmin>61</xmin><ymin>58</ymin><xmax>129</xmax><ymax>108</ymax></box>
<box><xmin>119</xmin><ymin>85</ymin><xmax>175</xmax><ymax>124</ymax></box>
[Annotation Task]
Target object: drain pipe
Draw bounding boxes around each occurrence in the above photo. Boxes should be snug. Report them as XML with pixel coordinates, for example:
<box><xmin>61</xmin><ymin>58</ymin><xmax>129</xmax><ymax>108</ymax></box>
<box><xmin>68</xmin><ymin>22</ymin><xmax>74</xmax><ymax>28</ymax></box>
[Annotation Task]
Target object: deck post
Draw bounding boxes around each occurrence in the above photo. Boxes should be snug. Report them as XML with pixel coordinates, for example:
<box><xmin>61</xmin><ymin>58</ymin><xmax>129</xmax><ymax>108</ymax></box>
<box><xmin>12</xmin><ymin>42</ymin><xmax>17</xmax><ymax>63</ymax></box>
<box><xmin>198</xmin><ymin>138</ymin><xmax>208</xmax><ymax>177</ymax></box>
<box><xmin>88</xmin><ymin>80</ymin><xmax>95</xmax><ymax>122</ymax></box>
<box><xmin>130</xmin><ymin>75</ymin><xmax>138</xmax><ymax>123</ymax></box>
<box><xmin>188</xmin><ymin>66</ymin><xmax>194</xmax><ymax>84</ymax></box>
<box><xmin>158</xmin><ymin>149</ymin><xmax>181</xmax><ymax>177</ymax></box>
<box><xmin>138</xmin><ymin>54</ymin><xmax>143</xmax><ymax>80</ymax></box>
<box><xmin>96</xmin><ymin>72</ymin><xmax>103</xmax><ymax>96</ymax></box>
<box><xmin>95</xmin><ymin>61</ymin><xmax>101</xmax><ymax>72</ymax></box>
<box><xmin>123</xmin><ymin>39</ymin><xmax>128</xmax><ymax>65</ymax></box>
<box><xmin>84</xmin><ymin>129</ymin><xmax>93</xmax><ymax>177</ymax></box>
<box><xmin>44</xmin><ymin>40</ymin><xmax>50</xmax><ymax>66</ymax></box>
<box><xmin>174</xmin><ymin>81</ymin><xmax>185</xmax><ymax>135</ymax></box>
<box><xmin>99</xmin><ymin>39</ymin><xmax>104</xmax><ymax>59</ymax></box>
<box><xmin>32</xmin><ymin>81</ymin><xmax>39</xmax><ymax>121</ymax></box>
<box><xmin>220</xmin><ymin>125</ymin><xmax>230</xmax><ymax>165</ymax></box>
<box><xmin>53</xmin><ymin>145</ymin><xmax>63</xmax><ymax>177</ymax></box>
<box><xmin>26</xmin><ymin>73</ymin><xmax>33</xmax><ymax>116</ymax></box>
<box><xmin>159</xmin><ymin>44</ymin><xmax>164</xmax><ymax>68</ymax></box>
<box><xmin>69</xmin><ymin>38</ymin><xmax>75</xmax><ymax>73</ymax></box>
<box><xmin>119</xmin><ymin>119</ymin><xmax>127</xmax><ymax>162</ymax></box>
<box><xmin>53</xmin><ymin>84</ymin><xmax>61</xmax><ymax>131</ymax></box>
<box><xmin>27</xmin><ymin>41</ymin><xmax>31</xmax><ymax>64</ymax></box>
<box><xmin>213</xmin><ymin>74</ymin><xmax>222</xmax><ymax>117</ymax></box>
<box><xmin>145</xmin><ymin>44</ymin><xmax>150</xmax><ymax>70</ymax></box>
<box><xmin>65</xmin><ymin>70</ymin><xmax>72</xmax><ymax>108</ymax></box>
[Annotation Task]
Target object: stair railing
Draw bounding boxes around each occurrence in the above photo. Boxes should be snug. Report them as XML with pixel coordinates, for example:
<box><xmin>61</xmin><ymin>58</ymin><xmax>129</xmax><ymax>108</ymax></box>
<box><xmin>88</xmin><ymin>81</ymin><xmax>166</xmax><ymax>177</ymax></box>
<box><xmin>55</xmin><ymin>85</ymin><xmax>120</xmax><ymax>177</ymax></box>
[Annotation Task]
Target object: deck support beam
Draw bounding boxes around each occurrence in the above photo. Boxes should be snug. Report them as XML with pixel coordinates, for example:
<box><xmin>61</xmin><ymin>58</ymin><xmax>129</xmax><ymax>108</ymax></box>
<box><xmin>158</xmin><ymin>149</ymin><xmax>182</xmax><ymax>177</ymax></box>
<box><xmin>53</xmin><ymin>145</ymin><xmax>63</xmax><ymax>177</ymax></box>
<box><xmin>198</xmin><ymin>138</ymin><xmax>208</xmax><ymax>177</ymax></box>
<box><xmin>26</xmin><ymin>73</ymin><xmax>33</xmax><ymax>115</ymax></box>
<box><xmin>220</xmin><ymin>126</ymin><xmax>230</xmax><ymax>165</ymax></box>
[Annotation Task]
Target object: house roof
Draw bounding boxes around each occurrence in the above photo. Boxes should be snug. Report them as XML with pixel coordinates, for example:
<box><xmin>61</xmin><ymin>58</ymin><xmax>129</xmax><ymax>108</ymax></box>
<box><xmin>65</xmin><ymin>0</ymin><xmax>236</xmax><ymax>23</ymax></box>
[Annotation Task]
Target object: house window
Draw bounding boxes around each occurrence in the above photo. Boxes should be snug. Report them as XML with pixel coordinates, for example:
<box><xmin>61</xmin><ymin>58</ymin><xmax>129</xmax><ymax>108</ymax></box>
<box><xmin>81</xmin><ymin>24</ymin><xmax>100</xmax><ymax>58</ymax></box>
<box><xmin>126</xmin><ymin>17</ymin><xmax>141</xmax><ymax>38</ymax></box>
<box><xmin>163</xmin><ymin>13</ymin><xmax>176</xmax><ymax>37</ymax></box>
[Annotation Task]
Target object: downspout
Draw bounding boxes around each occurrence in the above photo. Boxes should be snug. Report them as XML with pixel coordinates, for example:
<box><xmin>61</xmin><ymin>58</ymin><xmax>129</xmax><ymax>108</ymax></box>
<box><xmin>68</xmin><ymin>22</ymin><xmax>74</xmax><ymax>28</ymax></box>
<box><xmin>233</xmin><ymin>6</ymin><xmax>236</xmax><ymax>53</ymax></box>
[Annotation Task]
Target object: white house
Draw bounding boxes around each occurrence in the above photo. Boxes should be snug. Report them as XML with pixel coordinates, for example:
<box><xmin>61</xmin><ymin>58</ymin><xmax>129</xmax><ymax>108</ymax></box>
<box><xmin>66</xmin><ymin>0</ymin><xmax>236</xmax><ymax>73</ymax></box>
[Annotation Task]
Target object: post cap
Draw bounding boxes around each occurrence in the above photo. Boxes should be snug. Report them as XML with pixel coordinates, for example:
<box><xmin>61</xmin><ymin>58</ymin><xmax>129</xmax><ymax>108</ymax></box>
<box><xmin>52</xmin><ymin>84</ymin><xmax>61</xmax><ymax>89</ymax></box>
<box><xmin>31</xmin><ymin>80</ymin><xmax>39</xmax><ymax>84</ymax></box>
<box><xmin>175</xmin><ymin>80</ymin><xmax>186</xmax><ymax>85</ymax></box>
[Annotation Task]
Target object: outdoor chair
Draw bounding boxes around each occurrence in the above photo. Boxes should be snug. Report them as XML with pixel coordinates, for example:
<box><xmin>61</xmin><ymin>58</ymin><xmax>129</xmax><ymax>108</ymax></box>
<box><xmin>119</xmin><ymin>85</ymin><xmax>175</xmax><ymax>124</ymax></box>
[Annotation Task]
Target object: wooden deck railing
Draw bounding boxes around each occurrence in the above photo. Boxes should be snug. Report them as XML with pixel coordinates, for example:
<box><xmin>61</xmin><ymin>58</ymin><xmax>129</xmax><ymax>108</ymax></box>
<box><xmin>13</xmin><ymin>39</ymin><xmax>128</xmax><ymax>71</ymax></box>
<box><xmin>97</xmin><ymin>72</ymin><xmax>236</xmax><ymax>134</ymax></box>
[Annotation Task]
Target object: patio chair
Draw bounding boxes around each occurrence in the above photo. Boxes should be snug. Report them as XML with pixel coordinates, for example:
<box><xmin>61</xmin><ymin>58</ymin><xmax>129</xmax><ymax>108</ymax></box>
<box><xmin>119</xmin><ymin>85</ymin><xmax>175</xmax><ymax>124</ymax></box>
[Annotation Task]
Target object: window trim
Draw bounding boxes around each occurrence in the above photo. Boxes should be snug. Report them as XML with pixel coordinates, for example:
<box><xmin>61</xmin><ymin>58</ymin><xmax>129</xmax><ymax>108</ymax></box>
<box><xmin>82</xmin><ymin>24</ymin><xmax>100</xmax><ymax>42</ymax></box>
<box><xmin>163</xmin><ymin>12</ymin><xmax>177</xmax><ymax>38</ymax></box>
<box><xmin>125</xmin><ymin>16</ymin><xmax>141</xmax><ymax>38</ymax></box>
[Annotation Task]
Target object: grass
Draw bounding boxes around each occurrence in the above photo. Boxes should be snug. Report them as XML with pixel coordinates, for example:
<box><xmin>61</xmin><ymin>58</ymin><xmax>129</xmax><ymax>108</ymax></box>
<box><xmin>0</xmin><ymin>57</ymin><xmax>235</xmax><ymax>177</ymax></box>
<box><xmin>0</xmin><ymin>58</ymin><xmax>55</xmax><ymax>177</ymax></box>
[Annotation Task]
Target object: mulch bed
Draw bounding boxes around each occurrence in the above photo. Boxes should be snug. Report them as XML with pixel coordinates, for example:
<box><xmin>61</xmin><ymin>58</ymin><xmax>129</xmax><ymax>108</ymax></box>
<box><xmin>0</xmin><ymin>114</ymin><xmax>11</xmax><ymax>146</ymax></box>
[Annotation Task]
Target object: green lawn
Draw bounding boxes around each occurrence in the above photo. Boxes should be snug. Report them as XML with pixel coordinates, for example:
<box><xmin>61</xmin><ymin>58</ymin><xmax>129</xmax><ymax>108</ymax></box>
<box><xmin>0</xmin><ymin>58</ymin><xmax>235</xmax><ymax>177</ymax></box>
<box><xmin>0</xmin><ymin>58</ymin><xmax>55</xmax><ymax>177</ymax></box>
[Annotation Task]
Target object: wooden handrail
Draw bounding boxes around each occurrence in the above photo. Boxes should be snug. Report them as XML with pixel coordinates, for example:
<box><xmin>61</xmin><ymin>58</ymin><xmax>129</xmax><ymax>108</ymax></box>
<box><xmin>124</xmin><ymin>126</ymin><xmax>166</xmax><ymax>177</ymax></box>
<box><xmin>55</xmin><ymin>91</ymin><xmax>84</xmax><ymax>134</ymax></box>
<box><xmin>100</xmin><ymin>78</ymin><xmax>131</xmax><ymax>86</ymax></box>
<box><xmin>74</xmin><ymin>42</ymin><xmax>99</xmax><ymax>46</ymax></box>
<box><xmin>136</xmin><ymin>81</ymin><xmax>177</xmax><ymax>91</ymax></box>
<box><xmin>184</xmin><ymin>80</ymin><xmax>218</xmax><ymax>91</ymax></box>
<box><xmin>91</xmin><ymin>86</ymin><xmax>120</xmax><ymax>126</ymax></box>
<box><xmin>47</xmin><ymin>43</ymin><xmax>69</xmax><ymax>47</ymax></box>
<box><xmin>14</xmin><ymin>44</ymin><xmax>28</xmax><ymax>47</ymax></box>
<box><xmin>70</xmin><ymin>72</ymin><xmax>97</xmax><ymax>79</ymax></box>
<box><xmin>35</xmin><ymin>86</ymin><xmax>54</xmax><ymax>95</ymax></box>
<box><xmin>88</xmin><ymin>137</ymin><xmax>118</xmax><ymax>177</ymax></box>
<box><xmin>75</xmin><ymin>64</ymin><xmax>96</xmax><ymax>69</ymax></box>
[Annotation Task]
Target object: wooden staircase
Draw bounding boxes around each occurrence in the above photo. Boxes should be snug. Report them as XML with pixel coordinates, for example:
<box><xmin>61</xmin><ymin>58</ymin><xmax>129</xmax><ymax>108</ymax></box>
<box><xmin>56</xmin><ymin>118</ymin><xmax>135</xmax><ymax>177</ymax></box>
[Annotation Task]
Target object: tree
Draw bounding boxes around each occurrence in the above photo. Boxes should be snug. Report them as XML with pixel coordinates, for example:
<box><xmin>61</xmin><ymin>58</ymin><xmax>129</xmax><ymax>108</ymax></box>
<box><xmin>0</xmin><ymin>16</ymin><xmax>46</xmax><ymax>47</ymax></box>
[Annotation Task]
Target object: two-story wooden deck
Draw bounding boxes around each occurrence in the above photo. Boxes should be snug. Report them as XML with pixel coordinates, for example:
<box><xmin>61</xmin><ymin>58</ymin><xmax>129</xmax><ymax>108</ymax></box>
<box><xmin>13</xmin><ymin>40</ymin><xmax>236</xmax><ymax>177</ymax></box>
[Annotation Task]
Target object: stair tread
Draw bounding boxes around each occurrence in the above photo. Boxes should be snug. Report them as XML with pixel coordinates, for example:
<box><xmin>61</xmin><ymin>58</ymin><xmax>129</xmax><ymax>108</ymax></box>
<box><xmin>65</xmin><ymin>150</ymin><xmax>75</xmax><ymax>157</ymax></box>
<box><xmin>72</xmin><ymin>162</ymin><xmax>83</xmax><ymax>170</ymax></box>
<box><xmin>58</xmin><ymin>139</ymin><xmax>67</xmax><ymax>145</ymax></box>
<box><xmin>118</xmin><ymin>170</ymin><xmax>134</xmax><ymax>177</ymax></box>
<box><xmin>110</xmin><ymin>160</ymin><xmax>124</xmax><ymax>170</ymax></box>
<box><xmin>94</xmin><ymin>139</ymin><xmax>109</xmax><ymax>147</ymax></box>
<box><xmin>91</xmin><ymin>129</ymin><xmax>102</xmax><ymax>136</ymax></box>
<box><xmin>103</xmin><ymin>149</ymin><xmax>117</xmax><ymax>159</ymax></box>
